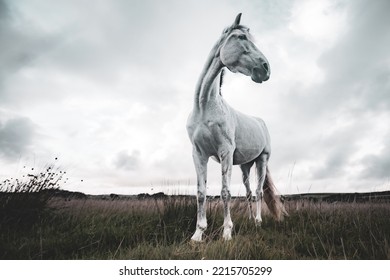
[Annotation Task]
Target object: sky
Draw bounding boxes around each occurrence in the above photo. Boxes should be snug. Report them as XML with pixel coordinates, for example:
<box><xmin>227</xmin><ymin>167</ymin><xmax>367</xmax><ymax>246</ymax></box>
<box><xmin>0</xmin><ymin>0</ymin><xmax>389</xmax><ymax>196</ymax></box>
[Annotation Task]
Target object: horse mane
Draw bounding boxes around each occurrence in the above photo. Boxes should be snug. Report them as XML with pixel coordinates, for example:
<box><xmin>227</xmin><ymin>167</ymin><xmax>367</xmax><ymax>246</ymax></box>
<box><xmin>219</xmin><ymin>68</ymin><xmax>225</xmax><ymax>96</ymax></box>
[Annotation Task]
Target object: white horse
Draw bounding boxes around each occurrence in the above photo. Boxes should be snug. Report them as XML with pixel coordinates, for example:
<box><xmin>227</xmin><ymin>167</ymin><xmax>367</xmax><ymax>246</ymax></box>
<box><xmin>187</xmin><ymin>13</ymin><xmax>287</xmax><ymax>242</ymax></box>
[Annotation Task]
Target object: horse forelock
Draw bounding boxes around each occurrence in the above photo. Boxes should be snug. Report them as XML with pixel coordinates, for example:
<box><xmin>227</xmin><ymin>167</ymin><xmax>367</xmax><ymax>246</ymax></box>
<box><xmin>234</xmin><ymin>25</ymin><xmax>250</xmax><ymax>32</ymax></box>
<box><xmin>223</xmin><ymin>24</ymin><xmax>249</xmax><ymax>35</ymax></box>
<box><xmin>234</xmin><ymin>25</ymin><xmax>254</xmax><ymax>40</ymax></box>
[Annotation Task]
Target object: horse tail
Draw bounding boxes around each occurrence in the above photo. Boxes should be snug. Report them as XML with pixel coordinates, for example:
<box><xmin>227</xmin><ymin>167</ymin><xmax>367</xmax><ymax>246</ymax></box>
<box><xmin>263</xmin><ymin>166</ymin><xmax>288</xmax><ymax>221</ymax></box>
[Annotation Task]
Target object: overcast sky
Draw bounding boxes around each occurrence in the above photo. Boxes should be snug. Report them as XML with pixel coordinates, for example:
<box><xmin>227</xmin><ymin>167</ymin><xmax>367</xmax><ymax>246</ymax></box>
<box><xmin>1</xmin><ymin>0</ymin><xmax>389</xmax><ymax>195</ymax></box>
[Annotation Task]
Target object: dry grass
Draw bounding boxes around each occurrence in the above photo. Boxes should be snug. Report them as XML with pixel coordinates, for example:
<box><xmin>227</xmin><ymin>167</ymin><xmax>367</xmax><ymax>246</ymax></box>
<box><xmin>1</xmin><ymin>194</ymin><xmax>389</xmax><ymax>260</ymax></box>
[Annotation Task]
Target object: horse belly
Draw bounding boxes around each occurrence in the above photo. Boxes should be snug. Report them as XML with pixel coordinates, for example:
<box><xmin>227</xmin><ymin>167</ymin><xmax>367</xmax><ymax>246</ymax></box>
<box><xmin>232</xmin><ymin>117</ymin><xmax>269</xmax><ymax>165</ymax></box>
<box><xmin>233</xmin><ymin>146</ymin><xmax>263</xmax><ymax>165</ymax></box>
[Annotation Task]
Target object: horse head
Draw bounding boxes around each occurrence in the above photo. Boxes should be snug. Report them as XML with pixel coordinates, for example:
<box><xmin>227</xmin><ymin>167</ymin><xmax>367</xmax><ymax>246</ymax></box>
<box><xmin>218</xmin><ymin>13</ymin><xmax>270</xmax><ymax>83</ymax></box>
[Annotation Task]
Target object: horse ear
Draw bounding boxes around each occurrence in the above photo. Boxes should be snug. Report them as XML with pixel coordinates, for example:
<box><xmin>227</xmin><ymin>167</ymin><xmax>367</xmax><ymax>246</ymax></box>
<box><xmin>233</xmin><ymin>13</ymin><xmax>242</xmax><ymax>27</ymax></box>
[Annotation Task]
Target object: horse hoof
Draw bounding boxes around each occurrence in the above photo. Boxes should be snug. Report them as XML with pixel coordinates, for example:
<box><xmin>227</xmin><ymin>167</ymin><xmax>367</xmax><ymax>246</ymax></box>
<box><xmin>223</xmin><ymin>236</ymin><xmax>232</xmax><ymax>241</ymax></box>
<box><xmin>191</xmin><ymin>237</ymin><xmax>203</xmax><ymax>243</ymax></box>
<box><xmin>191</xmin><ymin>230</ymin><xmax>203</xmax><ymax>242</ymax></box>
<box><xmin>223</xmin><ymin>229</ymin><xmax>232</xmax><ymax>241</ymax></box>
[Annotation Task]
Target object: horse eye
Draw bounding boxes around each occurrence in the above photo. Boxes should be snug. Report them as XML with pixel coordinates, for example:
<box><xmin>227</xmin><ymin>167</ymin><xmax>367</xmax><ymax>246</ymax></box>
<box><xmin>238</xmin><ymin>34</ymin><xmax>247</xmax><ymax>40</ymax></box>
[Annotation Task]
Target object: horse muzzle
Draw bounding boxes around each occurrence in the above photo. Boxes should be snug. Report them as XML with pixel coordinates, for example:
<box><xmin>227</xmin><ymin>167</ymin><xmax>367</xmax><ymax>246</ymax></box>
<box><xmin>251</xmin><ymin>66</ymin><xmax>270</xmax><ymax>83</ymax></box>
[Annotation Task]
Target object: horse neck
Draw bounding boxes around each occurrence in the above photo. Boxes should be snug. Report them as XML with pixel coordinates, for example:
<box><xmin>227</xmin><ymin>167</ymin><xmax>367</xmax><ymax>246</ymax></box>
<box><xmin>193</xmin><ymin>41</ymin><xmax>224</xmax><ymax>113</ymax></box>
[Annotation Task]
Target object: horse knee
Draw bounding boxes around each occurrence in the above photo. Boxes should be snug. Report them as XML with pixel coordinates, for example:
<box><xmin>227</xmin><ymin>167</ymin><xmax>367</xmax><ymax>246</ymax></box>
<box><xmin>256</xmin><ymin>189</ymin><xmax>263</xmax><ymax>201</ymax></box>
<box><xmin>197</xmin><ymin>190</ymin><xmax>206</xmax><ymax>203</ymax></box>
<box><xmin>246</xmin><ymin>190</ymin><xmax>253</xmax><ymax>201</ymax></box>
<box><xmin>221</xmin><ymin>188</ymin><xmax>231</xmax><ymax>201</ymax></box>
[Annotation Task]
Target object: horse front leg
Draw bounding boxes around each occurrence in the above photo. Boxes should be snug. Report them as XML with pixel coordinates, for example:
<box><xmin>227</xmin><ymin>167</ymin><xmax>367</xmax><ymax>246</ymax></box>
<box><xmin>220</xmin><ymin>149</ymin><xmax>234</xmax><ymax>241</ymax></box>
<box><xmin>191</xmin><ymin>149</ymin><xmax>208</xmax><ymax>242</ymax></box>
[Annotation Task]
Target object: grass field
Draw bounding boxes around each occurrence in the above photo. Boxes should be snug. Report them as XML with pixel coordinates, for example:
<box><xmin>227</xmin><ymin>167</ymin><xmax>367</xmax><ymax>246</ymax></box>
<box><xmin>1</xmin><ymin>192</ymin><xmax>390</xmax><ymax>260</ymax></box>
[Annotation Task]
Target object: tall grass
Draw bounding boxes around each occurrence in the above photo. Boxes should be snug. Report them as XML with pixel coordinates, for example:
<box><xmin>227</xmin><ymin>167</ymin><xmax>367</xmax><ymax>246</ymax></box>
<box><xmin>0</xmin><ymin>162</ymin><xmax>65</xmax><ymax>227</ymax></box>
<box><xmin>1</xmin><ymin>194</ymin><xmax>389</xmax><ymax>260</ymax></box>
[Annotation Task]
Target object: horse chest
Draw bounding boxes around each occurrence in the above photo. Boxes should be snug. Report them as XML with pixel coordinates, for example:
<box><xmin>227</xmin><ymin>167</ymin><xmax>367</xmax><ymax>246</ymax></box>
<box><xmin>188</xmin><ymin>117</ymin><xmax>234</xmax><ymax>155</ymax></box>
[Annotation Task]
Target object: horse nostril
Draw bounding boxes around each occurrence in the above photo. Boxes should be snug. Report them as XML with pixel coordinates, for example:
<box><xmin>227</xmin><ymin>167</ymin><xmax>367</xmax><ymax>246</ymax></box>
<box><xmin>262</xmin><ymin>62</ymin><xmax>269</xmax><ymax>72</ymax></box>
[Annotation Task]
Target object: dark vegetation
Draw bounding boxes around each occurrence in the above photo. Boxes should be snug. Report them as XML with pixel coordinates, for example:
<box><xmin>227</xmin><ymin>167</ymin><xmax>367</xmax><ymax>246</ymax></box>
<box><xmin>1</xmin><ymin>165</ymin><xmax>389</xmax><ymax>260</ymax></box>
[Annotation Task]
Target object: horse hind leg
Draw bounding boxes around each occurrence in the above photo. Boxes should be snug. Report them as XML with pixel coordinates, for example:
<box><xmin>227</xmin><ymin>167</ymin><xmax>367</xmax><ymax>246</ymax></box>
<box><xmin>240</xmin><ymin>161</ymin><xmax>255</xmax><ymax>220</ymax></box>
<box><xmin>254</xmin><ymin>153</ymin><xmax>269</xmax><ymax>226</ymax></box>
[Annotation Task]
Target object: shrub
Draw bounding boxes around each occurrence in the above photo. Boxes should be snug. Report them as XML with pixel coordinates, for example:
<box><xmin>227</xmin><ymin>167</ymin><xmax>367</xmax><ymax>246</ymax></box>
<box><xmin>0</xmin><ymin>162</ymin><xmax>64</xmax><ymax>226</ymax></box>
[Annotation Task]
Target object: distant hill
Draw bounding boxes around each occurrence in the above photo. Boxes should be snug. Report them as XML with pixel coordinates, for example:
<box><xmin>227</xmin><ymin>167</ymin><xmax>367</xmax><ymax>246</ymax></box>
<box><xmin>31</xmin><ymin>189</ymin><xmax>390</xmax><ymax>203</ymax></box>
<box><xmin>283</xmin><ymin>191</ymin><xmax>390</xmax><ymax>203</ymax></box>
<box><xmin>41</xmin><ymin>189</ymin><xmax>88</xmax><ymax>199</ymax></box>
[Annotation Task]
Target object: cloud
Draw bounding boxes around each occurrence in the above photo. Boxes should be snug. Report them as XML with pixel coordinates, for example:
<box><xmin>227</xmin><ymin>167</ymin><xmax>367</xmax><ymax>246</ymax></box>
<box><xmin>1</xmin><ymin>0</ymin><xmax>231</xmax><ymax>113</ymax></box>
<box><xmin>114</xmin><ymin>150</ymin><xmax>140</xmax><ymax>171</ymax></box>
<box><xmin>0</xmin><ymin>0</ymin><xmax>61</xmax><ymax>105</ymax></box>
<box><xmin>360</xmin><ymin>129</ymin><xmax>390</xmax><ymax>180</ymax></box>
<box><xmin>0</xmin><ymin>0</ymin><xmax>389</xmax><ymax>194</ymax></box>
<box><xmin>316</xmin><ymin>0</ymin><xmax>390</xmax><ymax>113</ymax></box>
<box><xmin>310</xmin><ymin>121</ymin><xmax>365</xmax><ymax>179</ymax></box>
<box><xmin>280</xmin><ymin>0</ymin><xmax>390</xmax><ymax>115</ymax></box>
<box><xmin>362</xmin><ymin>152</ymin><xmax>390</xmax><ymax>181</ymax></box>
<box><xmin>0</xmin><ymin>117</ymin><xmax>35</xmax><ymax>160</ymax></box>
<box><xmin>268</xmin><ymin>0</ymin><xmax>390</xmax><ymax>186</ymax></box>
<box><xmin>0</xmin><ymin>0</ymin><xmax>10</xmax><ymax>20</ymax></box>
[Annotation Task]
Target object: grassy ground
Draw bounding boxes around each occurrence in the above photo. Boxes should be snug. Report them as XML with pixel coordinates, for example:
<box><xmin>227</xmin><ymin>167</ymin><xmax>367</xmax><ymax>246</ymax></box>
<box><xmin>1</xmin><ymin>194</ymin><xmax>389</xmax><ymax>260</ymax></box>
